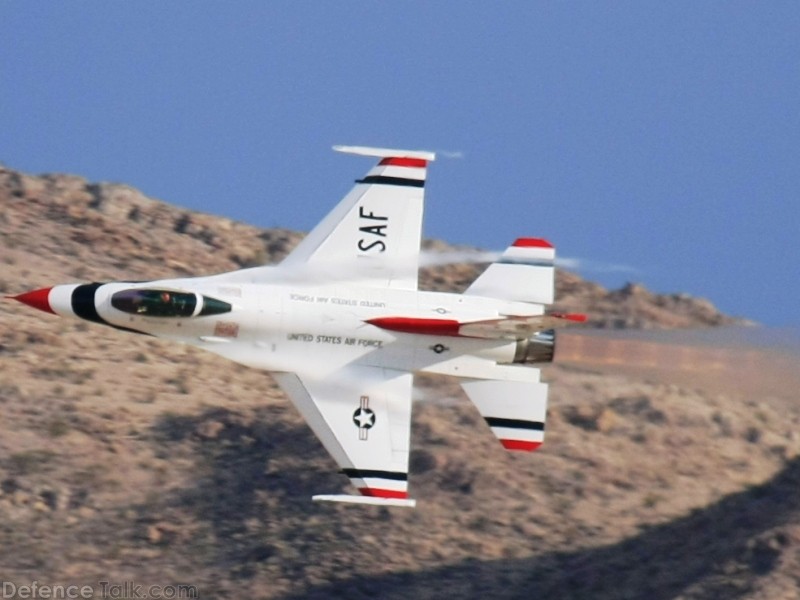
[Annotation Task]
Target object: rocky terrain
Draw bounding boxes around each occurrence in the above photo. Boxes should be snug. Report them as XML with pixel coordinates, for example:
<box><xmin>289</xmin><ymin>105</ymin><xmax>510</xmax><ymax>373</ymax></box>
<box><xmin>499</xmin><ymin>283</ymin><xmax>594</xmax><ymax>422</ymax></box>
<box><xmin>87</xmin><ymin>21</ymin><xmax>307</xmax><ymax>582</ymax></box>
<box><xmin>1</xmin><ymin>164</ymin><xmax>798</xmax><ymax>599</ymax></box>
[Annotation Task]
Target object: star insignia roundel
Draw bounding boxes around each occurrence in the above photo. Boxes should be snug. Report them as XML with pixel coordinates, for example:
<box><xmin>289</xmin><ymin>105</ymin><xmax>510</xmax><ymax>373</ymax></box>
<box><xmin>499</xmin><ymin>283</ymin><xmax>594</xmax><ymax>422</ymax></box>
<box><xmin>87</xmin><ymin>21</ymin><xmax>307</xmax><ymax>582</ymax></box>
<box><xmin>353</xmin><ymin>395</ymin><xmax>376</xmax><ymax>441</ymax></box>
<box><xmin>353</xmin><ymin>407</ymin><xmax>376</xmax><ymax>429</ymax></box>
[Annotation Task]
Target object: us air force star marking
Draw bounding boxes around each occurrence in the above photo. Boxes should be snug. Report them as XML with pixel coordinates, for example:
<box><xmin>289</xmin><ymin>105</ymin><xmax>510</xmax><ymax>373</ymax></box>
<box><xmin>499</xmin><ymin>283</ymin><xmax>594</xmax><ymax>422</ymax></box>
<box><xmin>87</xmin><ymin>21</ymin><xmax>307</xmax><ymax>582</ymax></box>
<box><xmin>353</xmin><ymin>395</ymin><xmax>376</xmax><ymax>441</ymax></box>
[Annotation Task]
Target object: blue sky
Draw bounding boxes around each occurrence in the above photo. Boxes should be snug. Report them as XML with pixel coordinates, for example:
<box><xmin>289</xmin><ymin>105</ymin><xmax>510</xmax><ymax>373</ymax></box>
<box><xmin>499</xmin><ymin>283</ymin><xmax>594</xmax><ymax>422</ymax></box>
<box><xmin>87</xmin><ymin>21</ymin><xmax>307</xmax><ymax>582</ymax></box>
<box><xmin>2</xmin><ymin>3</ymin><xmax>798</xmax><ymax>325</ymax></box>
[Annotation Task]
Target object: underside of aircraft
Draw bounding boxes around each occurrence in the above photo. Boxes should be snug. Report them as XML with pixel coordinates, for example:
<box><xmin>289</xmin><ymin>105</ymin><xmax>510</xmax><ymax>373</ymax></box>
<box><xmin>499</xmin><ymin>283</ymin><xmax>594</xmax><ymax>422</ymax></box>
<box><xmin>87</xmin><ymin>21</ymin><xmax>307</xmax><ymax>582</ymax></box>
<box><xmin>11</xmin><ymin>146</ymin><xmax>585</xmax><ymax>507</ymax></box>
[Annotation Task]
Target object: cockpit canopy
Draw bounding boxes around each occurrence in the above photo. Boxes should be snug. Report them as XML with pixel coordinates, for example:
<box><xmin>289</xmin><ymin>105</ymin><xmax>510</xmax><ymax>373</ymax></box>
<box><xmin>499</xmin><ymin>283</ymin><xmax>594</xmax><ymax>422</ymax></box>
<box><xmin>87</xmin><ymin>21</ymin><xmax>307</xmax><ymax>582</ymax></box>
<box><xmin>111</xmin><ymin>289</ymin><xmax>232</xmax><ymax>318</ymax></box>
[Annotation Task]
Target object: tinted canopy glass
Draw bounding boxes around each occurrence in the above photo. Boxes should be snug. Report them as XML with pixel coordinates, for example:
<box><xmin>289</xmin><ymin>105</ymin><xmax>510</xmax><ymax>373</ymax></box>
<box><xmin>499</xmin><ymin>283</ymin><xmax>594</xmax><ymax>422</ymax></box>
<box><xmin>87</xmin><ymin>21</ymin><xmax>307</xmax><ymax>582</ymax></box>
<box><xmin>111</xmin><ymin>289</ymin><xmax>233</xmax><ymax>318</ymax></box>
<box><xmin>199</xmin><ymin>296</ymin><xmax>233</xmax><ymax>316</ymax></box>
<box><xmin>112</xmin><ymin>289</ymin><xmax>197</xmax><ymax>318</ymax></box>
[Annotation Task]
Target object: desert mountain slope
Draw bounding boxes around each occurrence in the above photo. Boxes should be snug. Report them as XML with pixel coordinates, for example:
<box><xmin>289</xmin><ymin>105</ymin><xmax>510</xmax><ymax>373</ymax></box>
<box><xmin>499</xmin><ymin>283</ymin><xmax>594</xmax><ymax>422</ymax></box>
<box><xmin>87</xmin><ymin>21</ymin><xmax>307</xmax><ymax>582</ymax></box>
<box><xmin>0</xmin><ymin>165</ymin><xmax>797</xmax><ymax>599</ymax></box>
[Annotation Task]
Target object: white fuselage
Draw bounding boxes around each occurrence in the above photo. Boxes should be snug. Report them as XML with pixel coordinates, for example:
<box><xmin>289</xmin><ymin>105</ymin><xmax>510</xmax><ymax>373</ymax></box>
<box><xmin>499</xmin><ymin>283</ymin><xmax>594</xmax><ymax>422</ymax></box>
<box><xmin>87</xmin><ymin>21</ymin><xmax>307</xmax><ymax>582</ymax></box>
<box><xmin>45</xmin><ymin>266</ymin><xmax>544</xmax><ymax>382</ymax></box>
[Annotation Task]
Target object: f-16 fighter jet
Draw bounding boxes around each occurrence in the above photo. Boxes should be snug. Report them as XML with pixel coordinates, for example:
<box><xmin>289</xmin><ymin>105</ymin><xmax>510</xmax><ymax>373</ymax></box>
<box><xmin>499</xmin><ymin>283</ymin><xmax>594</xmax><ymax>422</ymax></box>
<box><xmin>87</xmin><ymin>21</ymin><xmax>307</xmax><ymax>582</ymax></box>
<box><xmin>11</xmin><ymin>146</ymin><xmax>585</xmax><ymax>507</ymax></box>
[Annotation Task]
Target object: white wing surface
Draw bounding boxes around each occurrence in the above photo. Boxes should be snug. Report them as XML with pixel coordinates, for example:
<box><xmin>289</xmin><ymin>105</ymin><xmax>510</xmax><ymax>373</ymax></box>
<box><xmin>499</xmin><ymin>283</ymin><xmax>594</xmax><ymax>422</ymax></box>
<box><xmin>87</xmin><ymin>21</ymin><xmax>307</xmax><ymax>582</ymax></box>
<box><xmin>280</xmin><ymin>146</ymin><xmax>435</xmax><ymax>290</ymax></box>
<box><xmin>273</xmin><ymin>365</ymin><xmax>416</xmax><ymax>507</ymax></box>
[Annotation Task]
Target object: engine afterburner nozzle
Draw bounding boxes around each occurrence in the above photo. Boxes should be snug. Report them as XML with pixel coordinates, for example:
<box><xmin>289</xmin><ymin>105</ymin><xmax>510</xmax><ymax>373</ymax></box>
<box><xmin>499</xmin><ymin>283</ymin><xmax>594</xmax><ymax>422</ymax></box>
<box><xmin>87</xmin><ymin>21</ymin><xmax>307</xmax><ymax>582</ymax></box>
<box><xmin>9</xmin><ymin>287</ymin><xmax>55</xmax><ymax>314</ymax></box>
<box><xmin>512</xmin><ymin>330</ymin><xmax>556</xmax><ymax>364</ymax></box>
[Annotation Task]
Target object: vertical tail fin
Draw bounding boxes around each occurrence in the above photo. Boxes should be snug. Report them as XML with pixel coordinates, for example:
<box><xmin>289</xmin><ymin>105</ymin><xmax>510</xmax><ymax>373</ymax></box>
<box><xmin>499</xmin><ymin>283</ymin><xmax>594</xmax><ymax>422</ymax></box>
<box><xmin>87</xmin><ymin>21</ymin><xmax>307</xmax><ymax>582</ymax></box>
<box><xmin>464</xmin><ymin>238</ymin><xmax>555</xmax><ymax>304</ymax></box>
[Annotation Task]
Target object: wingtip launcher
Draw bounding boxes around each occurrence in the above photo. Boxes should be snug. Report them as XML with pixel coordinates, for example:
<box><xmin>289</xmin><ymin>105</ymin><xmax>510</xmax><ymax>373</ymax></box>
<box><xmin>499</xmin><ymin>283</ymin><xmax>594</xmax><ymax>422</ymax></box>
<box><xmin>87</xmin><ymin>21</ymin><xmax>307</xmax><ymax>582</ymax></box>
<box><xmin>313</xmin><ymin>494</ymin><xmax>418</xmax><ymax>508</ymax></box>
<box><xmin>333</xmin><ymin>145</ymin><xmax>436</xmax><ymax>162</ymax></box>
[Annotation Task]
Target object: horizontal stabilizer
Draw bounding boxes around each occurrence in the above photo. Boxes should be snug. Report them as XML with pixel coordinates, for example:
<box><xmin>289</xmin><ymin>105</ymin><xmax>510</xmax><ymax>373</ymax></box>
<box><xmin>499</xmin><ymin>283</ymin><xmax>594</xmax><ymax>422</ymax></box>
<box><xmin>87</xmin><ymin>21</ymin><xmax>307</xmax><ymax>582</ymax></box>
<box><xmin>461</xmin><ymin>379</ymin><xmax>549</xmax><ymax>451</ymax></box>
<box><xmin>313</xmin><ymin>494</ymin><xmax>417</xmax><ymax>508</ymax></box>
<box><xmin>465</xmin><ymin>238</ymin><xmax>555</xmax><ymax>304</ymax></box>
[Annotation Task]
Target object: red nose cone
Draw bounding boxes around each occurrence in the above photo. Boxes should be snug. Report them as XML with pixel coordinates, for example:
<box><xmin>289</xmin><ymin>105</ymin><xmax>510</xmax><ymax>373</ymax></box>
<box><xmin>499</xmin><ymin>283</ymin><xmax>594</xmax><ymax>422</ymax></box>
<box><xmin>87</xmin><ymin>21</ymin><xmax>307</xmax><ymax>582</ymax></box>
<box><xmin>10</xmin><ymin>287</ymin><xmax>55</xmax><ymax>314</ymax></box>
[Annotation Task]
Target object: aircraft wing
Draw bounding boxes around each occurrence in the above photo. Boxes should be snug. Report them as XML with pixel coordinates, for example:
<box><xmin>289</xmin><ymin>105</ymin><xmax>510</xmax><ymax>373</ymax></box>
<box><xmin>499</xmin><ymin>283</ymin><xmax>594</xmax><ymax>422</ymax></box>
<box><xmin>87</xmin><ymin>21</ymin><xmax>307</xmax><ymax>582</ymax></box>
<box><xmin>279</xmin><ymin>146</ymin><xmax>435</xmax><ymax>290</ymax></box>
<box><xmin>272</xmin><ymin>366</ymin><xmax>416</xmax><ymax>507</ymax></box>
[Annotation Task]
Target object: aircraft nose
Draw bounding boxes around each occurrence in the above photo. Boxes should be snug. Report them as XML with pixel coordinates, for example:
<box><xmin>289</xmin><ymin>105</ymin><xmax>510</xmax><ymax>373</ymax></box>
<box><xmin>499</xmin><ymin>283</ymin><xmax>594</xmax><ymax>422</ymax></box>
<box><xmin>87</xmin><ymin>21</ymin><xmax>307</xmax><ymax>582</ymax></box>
<box><xmin>8</xmin><ymin>287</ymin><xmax>56</xmax><ymax>314</ymax></box>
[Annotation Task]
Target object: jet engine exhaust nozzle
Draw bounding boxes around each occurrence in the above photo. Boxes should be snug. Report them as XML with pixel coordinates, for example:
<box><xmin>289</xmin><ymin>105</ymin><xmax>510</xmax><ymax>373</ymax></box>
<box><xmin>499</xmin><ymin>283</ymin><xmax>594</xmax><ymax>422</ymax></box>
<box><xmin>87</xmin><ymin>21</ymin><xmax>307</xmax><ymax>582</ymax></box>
<box><xmin>512</xmin><ymin>330</ymin><xmax>555</xmax><ymax>364</ymax></box>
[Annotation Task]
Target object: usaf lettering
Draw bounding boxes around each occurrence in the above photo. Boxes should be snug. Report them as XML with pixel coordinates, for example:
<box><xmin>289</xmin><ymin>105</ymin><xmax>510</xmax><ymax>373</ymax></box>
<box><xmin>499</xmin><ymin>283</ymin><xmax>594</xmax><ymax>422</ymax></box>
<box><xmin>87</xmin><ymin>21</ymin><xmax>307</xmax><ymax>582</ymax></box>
<box><xmin>358</xmin><ymin>205</ymin><xmax>388</xmax><ymax>253</ymax></box>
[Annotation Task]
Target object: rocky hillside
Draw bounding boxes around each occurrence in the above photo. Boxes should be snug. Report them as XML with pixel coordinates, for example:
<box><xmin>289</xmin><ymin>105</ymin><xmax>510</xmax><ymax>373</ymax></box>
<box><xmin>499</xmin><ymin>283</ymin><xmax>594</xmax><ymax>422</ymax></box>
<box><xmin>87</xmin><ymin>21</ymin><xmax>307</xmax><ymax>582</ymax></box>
<box><xmin>1</xmin><ymin>165</ymin><xmax>797</xmax><ymax>600</ymax></box>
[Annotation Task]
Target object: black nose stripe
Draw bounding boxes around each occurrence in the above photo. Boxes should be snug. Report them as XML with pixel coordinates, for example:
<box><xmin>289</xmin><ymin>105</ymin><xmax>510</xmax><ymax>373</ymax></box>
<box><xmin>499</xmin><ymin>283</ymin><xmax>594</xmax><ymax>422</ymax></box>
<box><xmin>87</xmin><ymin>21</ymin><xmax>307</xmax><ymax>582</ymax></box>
<box><xmin>71</xmin><ymin>282</ymin><xmax>152</xmax><ymax>337</ymax></box>
<box><xmin>71</xmin><ymin>283</ymin><xmax>105</xmax><ymax>324</ymax></box>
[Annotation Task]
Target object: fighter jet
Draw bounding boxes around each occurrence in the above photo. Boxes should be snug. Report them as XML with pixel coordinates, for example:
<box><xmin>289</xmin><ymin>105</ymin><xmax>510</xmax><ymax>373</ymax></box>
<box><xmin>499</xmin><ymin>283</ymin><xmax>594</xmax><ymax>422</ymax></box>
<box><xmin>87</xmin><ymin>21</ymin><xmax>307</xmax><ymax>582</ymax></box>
<box><xmin>10</xmin><ymin>146</ymin><xmax>585</xmax><ymax>507</ymax></box>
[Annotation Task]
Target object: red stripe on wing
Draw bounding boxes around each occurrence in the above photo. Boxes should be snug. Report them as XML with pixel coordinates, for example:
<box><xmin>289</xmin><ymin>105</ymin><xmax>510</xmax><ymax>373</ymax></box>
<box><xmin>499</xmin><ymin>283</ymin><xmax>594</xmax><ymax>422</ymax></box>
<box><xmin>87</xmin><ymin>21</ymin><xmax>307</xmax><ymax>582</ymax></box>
<box><xmin>379</xmin><ymin>157</ymin><xmax>428</xmax><ymax>168</ymax></box>
<box><xmin>500</xmin><ymin>439</ymin><xmax>543</xmax><ymax>452</ymax></box>
<box><xmin>358</xmin><ymin>488</ymin><xmax>409</xmax><ymax>499</ymax></box>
